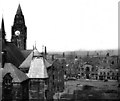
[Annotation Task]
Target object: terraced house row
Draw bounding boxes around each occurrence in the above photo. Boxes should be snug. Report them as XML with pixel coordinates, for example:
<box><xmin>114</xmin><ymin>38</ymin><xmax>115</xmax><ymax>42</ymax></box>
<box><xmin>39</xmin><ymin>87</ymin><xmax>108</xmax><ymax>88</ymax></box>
<box><xmin>65</xmin><ymin>53</ymin><xmax>119</xmax><ymax>81</ymax></box>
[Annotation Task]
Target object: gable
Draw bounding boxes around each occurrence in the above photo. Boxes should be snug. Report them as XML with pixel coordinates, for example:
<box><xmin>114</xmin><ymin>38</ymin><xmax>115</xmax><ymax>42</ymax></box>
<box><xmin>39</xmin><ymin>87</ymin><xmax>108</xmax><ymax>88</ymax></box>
<box><xmin>2</xmin><ymin>63</ymin><xmax>28</xmax><ymax>83</ymax></box>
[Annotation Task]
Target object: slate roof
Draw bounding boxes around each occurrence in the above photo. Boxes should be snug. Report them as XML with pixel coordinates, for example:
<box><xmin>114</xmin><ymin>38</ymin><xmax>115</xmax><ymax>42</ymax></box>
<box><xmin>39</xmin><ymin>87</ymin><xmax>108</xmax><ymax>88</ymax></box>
<box><xmin>27</xmin><ymin>49</ymin><xmax>50</xmax><ymax>78</ymax></box>
<box><xmin>19</xmin><ymin>50</ymin><xmax>33</xmax><ymax>69</ymax></box>
<box><xmin>3</xmin><ymin>42</ymin><xmax>25</xmax><ymax>67</ymax></box>
<box><xmin>44</xmin><ymin>59</ymin><xmax>52</xmax><ymax>69</ymax></box>
<box><xmin>2</xmin><ymin>63</ymin><xmax>28</xmax><ymax>83</ymax></box>
<box><xmin>27</xmin><ymin>57</ymin><xmax>49</xmax><ymax>78</ymax></box>
<box><xmin>21</xmin><ymin>50</ymin><xmax>32</xmax><ymax>58</ymax></box>
<box><xmin>19</xmin><ymin>49</ymin><xmax>52</xmax><ymax>69</ymax></box>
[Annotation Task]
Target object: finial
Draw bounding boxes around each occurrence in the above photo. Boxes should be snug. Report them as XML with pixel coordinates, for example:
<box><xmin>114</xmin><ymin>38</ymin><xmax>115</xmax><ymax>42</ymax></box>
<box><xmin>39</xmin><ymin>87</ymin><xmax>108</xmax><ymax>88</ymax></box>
<box><xmin>2</xmin><ymin>14</ymin><xmax>3</xmax><ymax>19</ymax></box>
<box><xmin>33</xmin><ymin>44</ymin><xmax>34</xmax><ymax>50</ymax></box>
<box><xmin>34</xmin><ymin>41</ymin><xmax>37</xmax><ymax>49</ymax></box>
<box><xmin>42</xmin><ymin>45</ymin><xmax>44</xmax><ymax>53</ymax></box>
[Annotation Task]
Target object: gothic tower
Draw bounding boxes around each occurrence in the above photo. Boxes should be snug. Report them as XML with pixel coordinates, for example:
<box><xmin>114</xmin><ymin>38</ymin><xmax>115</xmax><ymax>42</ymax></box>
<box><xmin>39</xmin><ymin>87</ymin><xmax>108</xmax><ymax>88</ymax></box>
<box><xmin>11</xmin><ymin>4</ymin><xmax>27</xmax><ymax>50</ymax></box>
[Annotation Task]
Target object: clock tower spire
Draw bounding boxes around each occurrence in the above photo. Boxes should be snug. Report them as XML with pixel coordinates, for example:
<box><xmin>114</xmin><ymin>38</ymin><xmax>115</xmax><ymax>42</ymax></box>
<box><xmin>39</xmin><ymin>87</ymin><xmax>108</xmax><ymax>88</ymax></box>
<box><xmin>11</xmin><ymin>4</ymin><xmax>27</xmax><ymax>50</ymax></box>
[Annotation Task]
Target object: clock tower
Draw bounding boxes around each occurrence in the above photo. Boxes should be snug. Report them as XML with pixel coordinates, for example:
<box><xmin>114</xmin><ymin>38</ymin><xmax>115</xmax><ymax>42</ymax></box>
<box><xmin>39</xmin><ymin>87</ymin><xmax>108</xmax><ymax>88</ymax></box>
<box><xmin>11</xmin><ymin>4</ymin><xmax>27</xmax><ymax>50</ymax></box>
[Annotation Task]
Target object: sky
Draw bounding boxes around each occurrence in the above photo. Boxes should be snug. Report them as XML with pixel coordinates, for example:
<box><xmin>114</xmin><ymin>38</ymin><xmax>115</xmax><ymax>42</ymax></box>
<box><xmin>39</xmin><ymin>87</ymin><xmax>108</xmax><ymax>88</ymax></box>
<box><xmin>0</xmin><ymin>0</ymin><xmax>119</xmax><ymax>52</ymax></box>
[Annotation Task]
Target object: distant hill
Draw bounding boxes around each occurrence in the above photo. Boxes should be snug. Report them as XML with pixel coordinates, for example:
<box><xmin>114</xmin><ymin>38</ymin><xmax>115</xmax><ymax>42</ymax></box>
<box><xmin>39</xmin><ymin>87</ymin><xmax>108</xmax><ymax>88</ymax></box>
<box><xmin>72</xmin><ymin>49</ymin><xmax>118</xmax><ymax>56</ymax></box>
<box><xmin>48</xmin><ymin>49</ymin><xmax>118</xmax><ymax>57</ymax></box>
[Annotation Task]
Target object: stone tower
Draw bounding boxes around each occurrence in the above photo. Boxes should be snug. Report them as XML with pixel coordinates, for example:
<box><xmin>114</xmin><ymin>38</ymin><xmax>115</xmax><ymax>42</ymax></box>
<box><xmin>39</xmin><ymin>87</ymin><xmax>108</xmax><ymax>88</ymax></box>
<box><xmin>11</xmin><ymin>4</ymin><xmax>27</xmax><ymax>50</ymax></box>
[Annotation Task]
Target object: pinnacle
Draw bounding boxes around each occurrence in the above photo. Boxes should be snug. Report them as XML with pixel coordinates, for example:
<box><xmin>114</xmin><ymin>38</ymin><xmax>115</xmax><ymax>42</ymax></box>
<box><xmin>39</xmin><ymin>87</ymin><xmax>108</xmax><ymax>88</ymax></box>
<box><xmin>0</xmin><ymin>17</ymin><xmax>6</xmax><ymax>38</ymax></box>
<box><xmin>16</xmin><ymin>4</ymin><xmax>23</xmax><ymax>15</ymax></box>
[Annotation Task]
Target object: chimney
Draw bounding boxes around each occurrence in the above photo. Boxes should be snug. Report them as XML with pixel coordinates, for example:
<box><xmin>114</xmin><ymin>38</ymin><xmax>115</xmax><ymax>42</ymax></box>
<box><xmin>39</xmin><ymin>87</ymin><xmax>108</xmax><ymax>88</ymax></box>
<box><xmin>52</xmin><ymin>55</ymin><xmax>54</xmax><ymax>61</ymax></box>
<box><xmin>45</xmin><ymin>46</ymin><xmax>47</xmax><ymax>55</ymax></box>
<box><xmin>63</xmin><ymin>52</ymin><xmax>65</xmax><ymax>58</ymax></box>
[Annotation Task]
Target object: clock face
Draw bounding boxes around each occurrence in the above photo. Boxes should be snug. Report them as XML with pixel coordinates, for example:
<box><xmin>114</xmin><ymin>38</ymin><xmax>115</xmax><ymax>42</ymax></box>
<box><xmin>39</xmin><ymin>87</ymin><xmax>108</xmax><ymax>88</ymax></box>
<box><xmin>15</xmin><ymin>30</ymin><xmax>20</xmax><ymax>36</ymax></box>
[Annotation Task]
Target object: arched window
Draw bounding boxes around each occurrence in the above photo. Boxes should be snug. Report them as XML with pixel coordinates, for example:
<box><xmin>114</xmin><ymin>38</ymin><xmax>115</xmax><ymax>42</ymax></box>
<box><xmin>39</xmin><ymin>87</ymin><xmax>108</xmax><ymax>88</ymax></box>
<box><xmin>112</xmin><ymin>72</ymin><xmax>114</xmax><ymax>76</ymax></box>
<box><xmin>3</xmin><ymin>73</ymin><xmax>13</xmax><ymax>86</ymax></box>
<box><xmin>2</xmin><ymin>73</ymin><xmax>13</xmax><ymax>100</ymax></box>
<box><xmin>111</xmin><ymin>61</ymin><xmax>114</xmax><ymax>65</ymax></box>
<box><xmin>91</xmin><ymin>67</ymin><xmax>94</xmax><ymax>71</ymax></box>
<box><xmin>81</xmin><ymin>73</ymin><xmax>84</xmax><ymax>76</ymax></box>
<box><xmin>86</xmin><ymin>67</ymin><xmax>90</xmax><ymax>72</ymax></box>
<box><xmin>81</xmin><ymin>68</ymin><xmax>84</xmax><ymax>71</ymax></box>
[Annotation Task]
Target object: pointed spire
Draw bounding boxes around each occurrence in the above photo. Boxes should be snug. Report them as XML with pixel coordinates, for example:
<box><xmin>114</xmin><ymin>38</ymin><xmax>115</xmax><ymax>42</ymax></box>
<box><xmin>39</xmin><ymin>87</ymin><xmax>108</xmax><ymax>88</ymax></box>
<box><xmin>0</xmin><ymin>17</ymin><xmax>6</xmax><ymax>39</ymax></box>
<box><xmin>1</xmin><ymin>17</ymin><xmax>5</xmax><ymax>32</ymax></box>
<box><xmin>16</xmin><ymin>4</ymin><xmax>23</xmax><ymax>15</ymax></box>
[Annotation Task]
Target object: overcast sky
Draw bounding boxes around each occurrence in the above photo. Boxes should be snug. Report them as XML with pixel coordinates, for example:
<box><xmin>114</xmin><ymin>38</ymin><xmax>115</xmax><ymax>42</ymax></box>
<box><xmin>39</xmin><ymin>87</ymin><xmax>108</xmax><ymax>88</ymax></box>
<box><xmin>0</xmin><ymin>0</ymin><xmax>119</xmax><ymax>52</ymax></box>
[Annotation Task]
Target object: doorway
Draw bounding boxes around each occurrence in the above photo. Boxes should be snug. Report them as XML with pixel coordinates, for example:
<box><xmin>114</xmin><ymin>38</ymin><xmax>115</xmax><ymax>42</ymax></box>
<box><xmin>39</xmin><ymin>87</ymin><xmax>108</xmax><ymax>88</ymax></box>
<box><xmin>85</xmin><ymin>67</ymin><xmax>90</xmax><ymax>79</ymax></box>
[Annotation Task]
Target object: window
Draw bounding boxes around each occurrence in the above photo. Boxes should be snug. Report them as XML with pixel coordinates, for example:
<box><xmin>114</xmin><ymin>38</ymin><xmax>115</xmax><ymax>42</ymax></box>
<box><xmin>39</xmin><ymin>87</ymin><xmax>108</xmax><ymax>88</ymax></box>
<box><xmin>3</xmin><ymin>73</ymin><xmax>13</xmax><ymax>86</ymax></box>
<box><xmin>81</xmin><ymin>73</ymin><xmax>84</xmax><ymax>76</ymax></box>
<box><xmin>81</xmin><ymin>68</ymin><xmax>84</xmax><ymax>71</ymax></box>
<box><xmin>100</xmin><ymin>72</ymin><xmax>102</xmax><ymax>75</ymax></box>
<box><xmin>111</xmin><ymin>61</ymin><xmax>114</xmax><ymax>65</ymax></box>
<box><xmin>112</xmin><ymin>72</ymin><xmax>114</xmax><ymax>76</ymax></box>
<box><xmin>53</xmin><ymin>75</ymin><xmax>54</xmax><ymax>79</ymax></box>
<box><xmin>91</xmin><ymin>67</ymin><xmax>94</xmax><ymax>71</ymax></box>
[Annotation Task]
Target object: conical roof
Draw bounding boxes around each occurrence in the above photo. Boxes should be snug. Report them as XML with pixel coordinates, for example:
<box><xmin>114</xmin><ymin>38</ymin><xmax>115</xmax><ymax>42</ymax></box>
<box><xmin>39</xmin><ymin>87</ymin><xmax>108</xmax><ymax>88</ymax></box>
<box><xmin>4</xmin><ymin>43</ymin><xmax>25</xmax><ymax>67</ymax></box>
<box><xmin>27</xmin><ymin>56</ymin><xmax>49</xmax><ymax>79</ymax></box>
<box><xmin>2</xmin><ymin>63</ymin><xmax>28</xmax><ymax>83</ymax></box>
